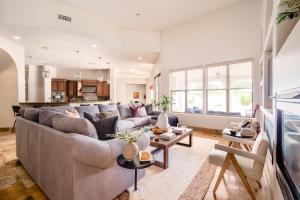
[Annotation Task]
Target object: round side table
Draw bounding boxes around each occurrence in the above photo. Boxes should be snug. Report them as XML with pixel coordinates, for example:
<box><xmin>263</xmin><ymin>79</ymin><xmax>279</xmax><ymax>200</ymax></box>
<box><xmin>117</xmin><ymin>154</ymin><xmax>154</xmax><ymax>200</ymax></box>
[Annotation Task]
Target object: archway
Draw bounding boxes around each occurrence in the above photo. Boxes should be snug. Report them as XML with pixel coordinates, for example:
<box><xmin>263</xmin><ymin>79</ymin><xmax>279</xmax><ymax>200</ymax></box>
<box><xmin>0</xmin><ymin>48</ymin><xmax>19</xmax><ymax>129</ymax></box>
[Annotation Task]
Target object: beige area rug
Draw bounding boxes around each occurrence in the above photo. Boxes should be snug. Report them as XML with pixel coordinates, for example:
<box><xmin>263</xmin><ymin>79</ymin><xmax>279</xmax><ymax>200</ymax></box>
<box><xmin>0</xmin><ymin>134</ymin><xmax>218</xmax><ymax>200</ymax></box>
<box><xmin>127</xmin><ymin>136</ymin><xmax>218</xmax><ymax>200</ymax></box>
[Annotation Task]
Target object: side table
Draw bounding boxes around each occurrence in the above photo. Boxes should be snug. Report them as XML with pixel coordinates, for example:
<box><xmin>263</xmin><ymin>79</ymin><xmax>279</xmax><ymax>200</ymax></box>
<box><xmin>117</xmin><ymin>154</ymin><xmax>154</xmax><ymax>200</ymax></box>
<box><xmin>222</xmin><ymin>128</ymin><xmax>255</xmax><ymax>151</ymax></box>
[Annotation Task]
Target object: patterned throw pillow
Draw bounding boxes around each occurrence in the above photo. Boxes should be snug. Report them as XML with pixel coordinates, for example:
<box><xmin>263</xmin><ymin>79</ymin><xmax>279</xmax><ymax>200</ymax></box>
<box><xmin>129</xmin><ymin>105</ymin><xmax>140</xmax><ymax>117</ymax></box>
<box><xmin>135</xmin><ymin>106</ymin><xmax>147</xmax><ymax>117</ymax></box>
<box><xmin>99</xmin><ymin>110</ymin><xmax>121</xmax><ymax>119</ymax></box>
<box><xmin>65</xmin><ymin>110</ymin><xmax>80</xmax><ymax>118</ymax></box>
<box><xmin>84</xmin><ymin>112</ymin><xmax>118</xmax><ymax>141</ymax></box>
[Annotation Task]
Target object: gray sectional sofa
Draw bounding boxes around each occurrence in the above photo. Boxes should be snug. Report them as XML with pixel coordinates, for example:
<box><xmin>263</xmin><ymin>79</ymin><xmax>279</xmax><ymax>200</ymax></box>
<box><xmin>16</xmin><ymin>104</ymin><xmax>155</xmax><ymax>200</ymax></box>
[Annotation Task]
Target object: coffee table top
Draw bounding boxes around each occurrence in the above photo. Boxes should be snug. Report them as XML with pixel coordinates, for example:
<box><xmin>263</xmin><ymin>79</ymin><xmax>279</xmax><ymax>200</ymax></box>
<box><xmin>150</xmin><ymin>127</ymin><xmax>193</xmax><ymax>148</ymax></box>
<box><xmin>117</xmin><ymin>155</ymin><xmax>155</xmax><ymax>170</ymax></box>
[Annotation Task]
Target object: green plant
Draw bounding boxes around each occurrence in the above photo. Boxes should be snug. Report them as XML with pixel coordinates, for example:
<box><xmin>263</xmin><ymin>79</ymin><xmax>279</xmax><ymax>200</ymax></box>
<box><xmin>240</xmin><ymin>95</ymin><xmax>251</xmax><ymax>106</ymax></box>
<box><xmin>155</xmin><ymin>95</ymin><xmax>172</xmax><ymax>112</ymax></box>
<box><xmin>106</xmin><ymin>130</ymin><xmax>143</xmax><ymax>143</ymax></box>
<box><xmin>277</xmin><ymin>0</ymin><xmax>300</xmax><ymax>24</ymax></box>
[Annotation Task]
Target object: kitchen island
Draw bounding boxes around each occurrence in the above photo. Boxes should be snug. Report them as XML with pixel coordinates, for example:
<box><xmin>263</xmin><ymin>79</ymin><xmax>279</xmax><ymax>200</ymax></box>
<box><xmin>19</xmin><ymin>101</ymin><xmax>112</xmax><ymax>108</ymax></box>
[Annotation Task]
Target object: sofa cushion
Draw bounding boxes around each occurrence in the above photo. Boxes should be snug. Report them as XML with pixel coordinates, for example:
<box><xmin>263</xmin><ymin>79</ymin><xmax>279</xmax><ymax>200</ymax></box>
<box><xmin>98</xmin><ymin>104</ymin><xmax>118</xmax><ymax>112</ymax></box>
<box><xmin>75</xmin><ymin>105</ymin><xmax>100</xmax><ymax>118</ymax></box>
<box><xmin>116</xmin><ymin>119</ymin><xmax>135</xmax><ymax>132</ymax></box>
<box><xmin>135</xmin><ymin>106</ymin><xmax>147</xmax><ymax>117</ymax></box>
<box><xmin>125</xmin><ymin>117</ymin><xmax>150</xmax><ymax>127</ymax></box>
<box><xmin>24</xmin><ymin>108</ymin><xmax>41</xmax><ymax>123</ymax></box>
<box><xmin>39</xmin><ymin>110</ymin><xmax>66</xmax><ymax>127</ymax></box>
<box><xmin>52</xmin><ymin>115</ymin><xmax>98</xmax><ymax>139</ymax></box>
<box><xmin>39</xmin><ymin>106</ymin><xmax>75</xmax><ymax>114</ymax></box>
<box><xmin>84</xmin><ymin>112</ymin><xmax>118</xmax><ymax>140</ymax></box>
<box><xmin>117</xmin><ymin>104</ymin><xmax>132</xmax><ymax>119</ymax></box>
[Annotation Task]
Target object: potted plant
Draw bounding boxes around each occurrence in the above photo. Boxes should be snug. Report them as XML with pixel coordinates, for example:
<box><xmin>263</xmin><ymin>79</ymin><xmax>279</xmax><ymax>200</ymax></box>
<box><xmin>107</xmin><ymin>130</ymin><xmax>144</xmax><ymax>161</ymax></box>
<box><xmin>155</xmin><ymin>95</ymin><xmax>172</xmax><ymax>129</ymax></box>
<box><xmin>277</xmin><ymin>0</ymin><xmax>300</xmax><ymax>24</ymax></box>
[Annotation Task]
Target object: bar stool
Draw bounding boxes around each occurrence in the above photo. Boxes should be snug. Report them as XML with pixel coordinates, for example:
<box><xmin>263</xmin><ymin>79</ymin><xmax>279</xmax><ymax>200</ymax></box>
<box><xmin>12</xmin><ymin>105</ymin><xmax>21</xmax><ymax>133</ymax></box>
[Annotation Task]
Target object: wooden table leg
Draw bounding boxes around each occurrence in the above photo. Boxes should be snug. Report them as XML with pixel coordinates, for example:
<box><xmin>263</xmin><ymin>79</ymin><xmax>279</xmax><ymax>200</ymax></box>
<box><xmin>151</xmin><ymin>147</ymin><xmax>169</xmax><ymax>169</ymax></box>
<box><xmin>163</xmin><ymin>147</ymin><xmax>168</xmax><ymax>169</ymax></box>
<box><xmin>177</xmin><ymin>133</ymin><xmax>193</xmax><ymax>147</ymax></box>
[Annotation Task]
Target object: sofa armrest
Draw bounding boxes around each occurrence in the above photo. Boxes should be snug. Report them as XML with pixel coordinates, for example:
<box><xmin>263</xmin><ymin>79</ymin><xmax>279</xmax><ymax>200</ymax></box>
<box><xmin>71</xmin><ymin>134</ymin><xmax>112</xmax><ymax>169</ymax></box>
<box><xmin>215</xmin><ymin>144</ymin><xmax>265</xmax><ymax>164</ymax></box>
<box><xmin>71</xmin><ymin>133</ymin><xmax>150</xmax><ymax>169</ymax></box>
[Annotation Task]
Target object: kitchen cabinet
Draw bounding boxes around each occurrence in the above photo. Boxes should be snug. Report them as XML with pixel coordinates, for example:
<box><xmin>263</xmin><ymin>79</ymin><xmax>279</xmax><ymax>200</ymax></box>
<box><xmin>67</xmin><ymin>81</ymin><xmax>77</xmax><ymax>97</ymax></box>
<box><xmin>51</xmin><ymin>79</ymin><xmax>67</xmax><ymax>92</ymax></box>
<box><xmin>97</xmin><ymin>81</ymin><xmax>110</xmax><ymax>97</ymax></box>
<box><xmin>77</xmin><ymin>81</ymin><xmax>83</xmax><ymax>97</ymax></box>
<box><xmin>81</xmin><ymin>80</ymin><xmax>97</xmax><ymax>86</ymax></box>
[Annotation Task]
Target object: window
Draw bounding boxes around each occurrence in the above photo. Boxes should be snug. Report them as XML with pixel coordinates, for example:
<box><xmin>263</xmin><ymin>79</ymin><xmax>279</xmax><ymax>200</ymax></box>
<box><xmin>170</xmin><ymin>68</ymin><xmax>203</xmax><ymax>113</ymax></box>
<box><xmin>207</xmin><ymin>66</ymin><xmax>227</xmax><ymax>114</ymax></box>
<box><xmin>169</xmin><ymin>59</ymin><xmax>253</xmax><ymax>117</ymax></box>
<box><xmin>170</xmin><ymin>71</ymin><xmax>186</xmax><ymax>112</ymax></box>
<box><xmin>229</xmin><ymin>62</ymin><xmax>252</xmax><ymax>116</ymax></box>
<box><xmin>187</xmin><ymin>69</ymin><xmax>203</xmax><ymax>113</ymax></box>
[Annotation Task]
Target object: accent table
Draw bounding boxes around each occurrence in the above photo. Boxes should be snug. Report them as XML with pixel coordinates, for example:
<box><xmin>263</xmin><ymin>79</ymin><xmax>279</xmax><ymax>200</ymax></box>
<box><xmin>117</xmin><ymin>154</ymin><xmax>154</xmax><ymax>200</ymax></box>
<box><xmin>150</xmin><ymin>127</ymin><xmax>193</xmax><ymax>169</ymax></box>
<box><xmin>222</xmin><ymin>128</ymin><xmax>255</xmax><ymax>151</ymax></box>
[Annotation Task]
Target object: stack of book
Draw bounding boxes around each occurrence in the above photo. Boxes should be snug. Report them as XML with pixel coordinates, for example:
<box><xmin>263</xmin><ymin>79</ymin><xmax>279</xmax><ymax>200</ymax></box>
<box><xmin>159</xmin><ymin>132</ymin><xmax>176</xmax><ymax>140</ymax></box>
<box><xmin>172</xmin><ymin>127</ymin><xmax>186</xmax><ymax>134</ymax></box>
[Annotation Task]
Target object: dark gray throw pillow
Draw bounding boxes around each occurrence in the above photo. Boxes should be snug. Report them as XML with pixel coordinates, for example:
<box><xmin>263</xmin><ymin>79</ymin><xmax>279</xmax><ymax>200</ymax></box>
<box><xmin>84</xmin><ymin>112</ymin><xmax>118</xmax><ymax>141</ymax></box>
<box><xmin>24</xmin><ymin>108</ymin><xmax>41</xmax><ymax>123</ymax></box>
<box><xmin>145</xmin><ymin>104</ymin><xmax>154</xmax><ymax>115</ymax></box>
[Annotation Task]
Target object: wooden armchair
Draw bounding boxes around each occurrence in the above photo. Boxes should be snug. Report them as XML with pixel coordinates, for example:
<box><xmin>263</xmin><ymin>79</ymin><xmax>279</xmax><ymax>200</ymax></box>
<box><xmin>208</xmin><ymin>133</ymin><xmax>269</xmax><ymax>200</ymax></box>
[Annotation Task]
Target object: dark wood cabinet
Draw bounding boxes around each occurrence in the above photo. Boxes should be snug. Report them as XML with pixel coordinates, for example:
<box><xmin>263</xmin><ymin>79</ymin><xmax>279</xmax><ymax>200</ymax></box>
<box><xmin>97</xmin><ymin>81</ymin><xmax>110</xmax><ymax>97</ymax></box>
<box><xmin>51</xmin><ymin>79</ymin><xmax>67</xmax><ymax>93</ymax></box>
<box><xmin>67</xmin><ymin>81</ymin><xmax>77</xmax><ymax>97</ymax></box>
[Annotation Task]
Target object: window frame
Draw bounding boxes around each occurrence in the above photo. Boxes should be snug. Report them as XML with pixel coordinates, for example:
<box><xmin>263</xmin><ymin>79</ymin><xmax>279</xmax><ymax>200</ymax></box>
<box><xmin>169</xmin><ymin>58</ymin><xmax>254</xmax><ymax>117</ymax></box>
<box><xmin>170</xmin><ymin>66</ymin><xmax>204</xmax><ymax>113</ymax></box>
<box><xmin>206</xmin><ymin>58</ymin><xmax>254</xmax><ymax>117</ymax></box>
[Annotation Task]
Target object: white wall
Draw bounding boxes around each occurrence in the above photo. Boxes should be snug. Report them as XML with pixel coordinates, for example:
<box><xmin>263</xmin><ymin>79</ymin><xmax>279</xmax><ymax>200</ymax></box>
<box><xmin>0</xmin><ymin>37</ymin><xmax>25</xmax><ymax>128</ymax></box>
<box><xmin>155</xmin><ymin>0</ymin><xmax>262</xmax><ymax>130</ymax></box>
<box><xmin>0</xmin><ymin>63</ymin><xmax>18</xmax><ymax>128</ymax></box>
<box><xmin>126</xmin><ymin>84</ymin><xmax>146</xmax><ymax>104</ymax></box>
<box><xmin>0</xmin><ymin>37</ymin><xmax>25</xmax><ymax>102</ymax></box>
<box><xmin>116</xmin><ymin>78</ymin><xmax>147</xmax><ymax>104</ymax></box>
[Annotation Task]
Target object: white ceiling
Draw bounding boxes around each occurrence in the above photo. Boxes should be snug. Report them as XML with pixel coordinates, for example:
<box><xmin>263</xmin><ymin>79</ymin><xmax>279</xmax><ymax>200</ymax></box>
<box><xmin>57</xmin><ymin>0</ymin><xmax>242</xmax><ymax>30</ymax></box>
<box><xmin>0</xmin><ymin>0</ymin><xmax>243</xmax><ymax>78</ymax></box>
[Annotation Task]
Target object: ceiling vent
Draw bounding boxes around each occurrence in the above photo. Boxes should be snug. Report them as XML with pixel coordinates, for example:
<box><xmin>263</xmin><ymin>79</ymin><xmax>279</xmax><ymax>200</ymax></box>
<box><xmin>58</xmin><ymin>14</ymin><xmax>72</xmax><ymax>22</ymax></box>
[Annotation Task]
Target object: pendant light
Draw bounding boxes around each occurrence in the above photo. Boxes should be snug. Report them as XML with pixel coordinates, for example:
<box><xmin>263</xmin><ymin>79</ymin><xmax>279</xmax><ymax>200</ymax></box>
<box><xmin>97</xmin><ymin>57</ymin><xmax>103</xmax><ymax>82</ymax></box>
<box><xmin>74</xmin><ymin>50</ymin><xmax>81</xmax><ymax>80</ymax></box>
<box><xmin>42</xmin><ymin>46</ymin><xmax>50</xmax><ymax>78</ymax></box>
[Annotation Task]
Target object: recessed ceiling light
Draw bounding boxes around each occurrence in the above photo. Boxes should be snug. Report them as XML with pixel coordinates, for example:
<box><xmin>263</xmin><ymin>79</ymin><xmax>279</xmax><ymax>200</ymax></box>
<box><xmin>91</xmin><ymin>44</ymin><xmax>97</xmax><ymax>48</ymax></box>
<box><xmin>138</xmin><ymin>56</ymin><xmax>143</xmax><ymax>60</ymax></box>
<box><xmin>136</xmin><ymin>13</ymin><xmax>141</xmax><ymax>16</ymax></box>
<box><xmin>13</xmin><ymin>35</ymin><xmax>21</xmax><ymax>40</ymax></box>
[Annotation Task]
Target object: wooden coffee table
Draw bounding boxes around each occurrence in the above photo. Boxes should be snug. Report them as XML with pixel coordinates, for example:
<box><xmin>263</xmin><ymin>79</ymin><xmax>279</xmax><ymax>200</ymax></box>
<box><xmin>150</xmin><ymin>127</ymin><xmax>193</xmax><ymax>169</ymax></box>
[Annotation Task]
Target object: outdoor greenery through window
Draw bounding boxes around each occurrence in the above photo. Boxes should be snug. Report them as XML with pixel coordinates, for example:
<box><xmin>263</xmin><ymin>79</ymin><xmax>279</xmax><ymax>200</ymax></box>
<box><xmin>170</xmin><ymin>59</ymin><xmax>253</xmax><ymax>117</ymax></box>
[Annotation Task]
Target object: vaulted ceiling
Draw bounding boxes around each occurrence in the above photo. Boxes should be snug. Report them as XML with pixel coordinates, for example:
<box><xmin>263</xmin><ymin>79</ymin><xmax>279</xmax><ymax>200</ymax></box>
<box><xmin>0</xmin><ymin>0</ymin><xmax>243</xmax><ymax>78</ymax></box>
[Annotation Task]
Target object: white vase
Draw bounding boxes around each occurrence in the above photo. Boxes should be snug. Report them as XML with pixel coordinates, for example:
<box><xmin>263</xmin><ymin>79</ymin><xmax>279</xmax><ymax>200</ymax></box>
<box><xmin>156</xmin><ymin>112</ymin><xmax>170</xmax><ymax>129</ymax></box>
<box><xmin>123</xmin><ymin>143</ymin><xmax>139</xmax><ymax>161</ymax></box>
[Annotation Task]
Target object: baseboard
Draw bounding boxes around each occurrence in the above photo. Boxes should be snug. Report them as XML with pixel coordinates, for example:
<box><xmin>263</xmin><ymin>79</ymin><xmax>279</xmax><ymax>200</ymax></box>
<box><xmin>187</xmin><ymin>126</ymin><xmax>222</xmax><ymax>134</ymax></box>
<box><xmin>0</xmin><ymin>127</ymin><xmax>11</xmax><ymax>132</ymax></box>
